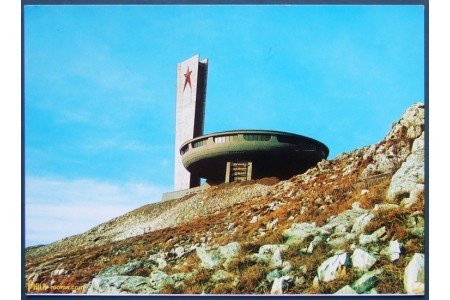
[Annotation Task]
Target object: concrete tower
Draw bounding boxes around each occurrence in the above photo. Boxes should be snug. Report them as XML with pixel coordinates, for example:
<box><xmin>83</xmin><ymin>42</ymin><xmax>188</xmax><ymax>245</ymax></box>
<box><xmin>174</xmin><ymin>54</ymin><xmax>208</xmax><ymax>191</ymax></box>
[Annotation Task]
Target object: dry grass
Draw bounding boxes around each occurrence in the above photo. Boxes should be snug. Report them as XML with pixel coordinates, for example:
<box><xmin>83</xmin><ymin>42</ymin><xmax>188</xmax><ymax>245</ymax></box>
<box><xmin>160</xmin><ymin>284</ymin><xmax>181</xmax><ymax>294</ymax></box>
<box><xmin>234</xmin><ymin>263</ymin><xmax>270</xmax><ymax>294</ymax></box>
<box><xmin>318</xmin><ymin>267</ymin><xmax>359</xmax><ymax>294</ymax></box>
<box><xmin>182</xmin><ymin>269</ymin><xmax>213</xmax><ymax>294</ymax></box>
<box><xmin>372</xmin><ymin>256</ymin><xmax>408</xmax><ymax>294</ymax></box>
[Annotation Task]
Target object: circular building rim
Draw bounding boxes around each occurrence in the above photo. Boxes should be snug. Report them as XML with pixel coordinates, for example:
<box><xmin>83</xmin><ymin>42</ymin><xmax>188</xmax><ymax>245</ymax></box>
<box><xmin>180</xmin><ymin>129</ymin><xmax>329</xmax><ymax>157</ymax></box>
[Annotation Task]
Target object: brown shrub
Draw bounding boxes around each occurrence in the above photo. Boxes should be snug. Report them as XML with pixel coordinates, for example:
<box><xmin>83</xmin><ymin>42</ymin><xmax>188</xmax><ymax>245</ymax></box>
<box><xmin>110</xmin><ymin>254</ymin><xmax>129</xmax><ymax>265</ymax></box>
<box><xmin>177</xmin><ymin>252</ymin><xmax>200</xmax><ymax>274</ymax></box>
<box><xmin>160</xmin><ymin>284</ymin><xmax>181</xmax><ymax>294</ymax></box>
<box><xmin>131</xmin><ymin>243</ymin><xmax>148</xmax><ymax>259</ymax></box>
<box><xmin>258</xmin><ymin>231</ymin><xmax>285</xmax><ymax>245</ymax></box>
<box><xmin>186</xmin><ymin>268</ymin><xmax>212</xmax><ymax>286</ymax></box>
<box><xmin>364</xmin><ymin>209</ymin><xmax>410</xmax><ymax>241</ymax></box>
<box><xmin>182</xmin><ymin>268</ymin><xmax>213</xmax><ymax>294</ymax></box>
<box><xmin>373</xmin><ymin>256</ymin><xmax>408</xmax><ymax>294</ymax></box>
<box><xmin>131</xmin><ymin>266</ymin><xmax>150</xmax><ymax>277</ymax></box>
<box><xmin>404</xmin><ymin>238</ymin><xmax>425</xmax><ymax>255</ymax></box>
<box><xmin>255</xmin><ymin>177</ymin><xmax>280</xmax><ymax>186</ymax></box>
<box><xmin>235</xmin><ymin>263</ymin><xmax>269</xmax><ymax>294</ymax></box>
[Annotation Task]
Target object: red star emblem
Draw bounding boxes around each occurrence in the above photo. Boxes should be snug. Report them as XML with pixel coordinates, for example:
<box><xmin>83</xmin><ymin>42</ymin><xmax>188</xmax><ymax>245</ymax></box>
<box><xmin>183</xmin><ymin>67</ymin><xmax>192</xmax><ymax>92</ymax></box>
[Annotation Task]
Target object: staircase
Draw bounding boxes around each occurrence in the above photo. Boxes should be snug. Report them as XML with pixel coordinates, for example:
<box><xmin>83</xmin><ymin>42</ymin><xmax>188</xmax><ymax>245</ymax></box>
<box><xmin>226</xmin><ymin>161</ymin><xmax>252</xmax><ymax>183</ymax></box>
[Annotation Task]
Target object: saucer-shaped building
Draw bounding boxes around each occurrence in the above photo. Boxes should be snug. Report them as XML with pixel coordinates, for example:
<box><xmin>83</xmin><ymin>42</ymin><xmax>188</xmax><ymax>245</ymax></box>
<box><xmin>180</xmin><ymin>130</ymin><xmax>329</xmax><ymax>184</ymax></box>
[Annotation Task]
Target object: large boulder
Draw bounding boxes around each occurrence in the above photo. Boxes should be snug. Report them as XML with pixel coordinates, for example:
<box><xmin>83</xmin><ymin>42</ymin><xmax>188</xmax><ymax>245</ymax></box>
<box><xmin>380</xmin><ymin>240</ymin><xmax>402</xmax><ymax>262</ymax></box>
<box><xmin>317</xmin><ymin>253</ymin><xmax>349</xmax><ymax>282</ymax></box>
<box><xmin>322</xmin><ymin>204</ymin><xmax>368</xmax><ymax>233</ymax></box>
<box><xmin>351</xmin><ymin>213</ymin><xmax>374</xmax><ymax>234</ymax></box>
<box><xmin>283</xmin><ymin>222</ymin><xmax>328</xmax><ymax>244</ymax></box>
<box><xmin>351</xmin><ymin>269</ymin><xmax>383</xmax><ymax>294</ymax></box>
<box><xmin>270</xmin><ymin>276</ymin><xmax>291</xmax><ymax>295</ymax></box>
<box><xmin>386</xmin><ymin>132</ymin><xmax>425</xmax><ymax>207</ymax></box>
<box><xmin>85</xmin><ymin>267</ymin><xmax>175</xmax><ymax>294</ymax></box>
<box><xmin>404</xmin><ymin>253</ymin><xmax>425</xmax><ymax>294</ymax></box>
<box><xmin>97</xmin><ymin>261</ymin><xmax>143</xmax><ymax>277</ymax></box>
<box><xmin>360</xmin><ymin>102</ymin><xmax>424</xmax><ymax>178</ymax></box>
<box><xmin>252</xmin><ymin>244</ymin><xmax>289</xmax><ymax>268</ymax></box>
<box><xmin>196</xmin><ymin>242</ymin><xmax>240</xmax><ymax>269</ymax></box>
<box><xmin>351</xmin><ymin>248</ymin><xmax>377</xmax><ymax>273</ymax></box>
<box><xmin>147</xmin><ymin>270</ymin><xmax>174</xmax><ymax>291</ymax></box>
<box><xmin>335</xmin><ymin>285</ymin><xmax>358</xmax><ymax>295</ymax></box>
<box><xmin>86</xmin><ymin>276</ymin><xmax>155</xmax><ymax>294</ymax></box>
<box><xmin>359</xmin><ymin>226</ymin><xmax>386</xmax><ymax>245</ymax></box>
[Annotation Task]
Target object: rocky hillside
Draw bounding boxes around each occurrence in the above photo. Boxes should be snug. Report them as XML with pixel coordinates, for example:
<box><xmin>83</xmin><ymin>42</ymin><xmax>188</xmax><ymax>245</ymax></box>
<box><xmin>25</xmin><ymin>103</ymin><xmax>425</xmax><ymax>295</ymax></box>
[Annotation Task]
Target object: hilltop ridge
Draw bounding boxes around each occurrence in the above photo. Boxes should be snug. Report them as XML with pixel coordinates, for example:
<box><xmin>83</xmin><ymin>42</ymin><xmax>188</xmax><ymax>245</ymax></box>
<box><xmin>25</xmin><ymin>102</ymin><xmax>425</xmax><ymax>295</ymax></box>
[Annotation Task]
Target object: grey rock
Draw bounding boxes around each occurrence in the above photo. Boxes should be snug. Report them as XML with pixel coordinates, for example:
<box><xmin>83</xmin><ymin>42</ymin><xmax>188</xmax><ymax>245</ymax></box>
<box><xmin>258</xmin><ymin>244</ymin><xmax>289</xmax><ymax>255</ymax></box>
<box><xmin>360</xmin><ymin>163</ymin><xmax>376</xmax><ymax>179</ymax></box>
<box><xmin>380</xmin><ymin>240</ymin><xmax>402</xmax><ymax>262</ymax></box>
<box><xmin>312</xmin><ymin>276</ymin><xmax>320</xmax><ymax>288</ymax></box>
<box><xmin>266</xmin><ymin>269</ymin><xmax>282</xmax><ymax>283</ymax></box>
<box><xmin>148</xmin><ymin>270</ymin><xmax>173</xmax><ymax>290</ymax></box>
<box><xmin>322</xmin><ymin>205</ymin><xmax>368</xmax><ymax>234</ymax></box>
<box><xmin>352</xmin><ymin>269</ymin><xmax>383</xmax><ymax>294</ymax></box>
<box><xmin>86</xmin><ymin>276</ymin><xmax>157</xmax><ymax>294</ymax></box>
<box><xmin>172</xmin><ymin>246</ymin><xmax>185</xmax><ymax>258</ymax></box>
<box><xmin>373</xmin><ymin>153</ymin><xmax>397</xmax><ymax>175</ymax></box>
<box><xmin>219</xmin><ymin>242</ymin><xmax>240</xmax><ymax>259</ymax></box>
<box><xmin>270</xmin><ymin>276</ymin><xmax>290</xmax><ymax>295</ymax></box>
<box><xmin>351</xmin><ymin>213</ymin><xmax>374</xmax><ymax>234</ymax></box>
<box><xmin>196</xmin><ymin>242</ymin><xmax>240</xmax><ymax>269</ymax></box>
<box><xmin>335</xmin><ymin>285</ymin><xmax>358</xmax><ymax>295</ymax></box>
<box><xmin>148</xmin><ymin>253</ymin><xmax>167</xmax><ymax>270</ymax></box>
<box><xmin>283</xmin><ymin>222</ymin><xmax>327</xmax><ymax>244</ymax></box>
<box><xmin>249</xmin><ymin>215</ymin><xmax>259</xmax><ymax>224</ymax></box>
<box><xmin>51</xmin><ymin>268</ymin><xmax>65</xmax><ymax>277</ymax></box>
<box><xmin>196</xmin><ymin>247</ymin><xmax>221</xmax><ymax>269</ymax></box>
<box><xmin>351</xmin><ymin>248</ymin><xmax>377</xmax><ymax>272</ymax></box>
<box><xmin>317</xmin><ymin>159</ymin><xmax>331</xmax><ymax>171</ymax></box>
<box><xmin>407</xmin><ymin>214</ymin><xmax>425</xmax><ymax>237</ymax></box>
<box><xmin>404</xmin><ymin>253</ymin><xmax>425</xmax><ymax>294</ymax></box>
<box><xmin>306</xmin><ymin>236</ymin><xmax>323</xmax><ymax>254</ymax></box>
<box><xmin>385</xmin><ymin>102</ymin><xmax>424</xmax><ymax>144</ymax></box>
<box><xmin>317</xmin><ymin>253</ymin><xmax>349</xmax><ymax>282</ymax></box>
<box><xmin>409</xmin><ymin>227</ymin><xmax>425</xmax><ymax>238</ymax></box>
<box><xmin>373</xmin><ymin>203</ymin><xmax>399</xmax><ymax>211</ymax></box>
<box><xmin>359</xmin><ymin>227</ymin><xmax>386</xmax><ymax>245</ymax></box>
<box><xmin>227</xmin><ymin>222</ymin><xmax>235</xmax><ymax>231</ymax></box>
<box><xmin>170</xmin><ymin>272</ymin><xmax>189</xmax><ymax>282</ymax></box>
<box><xmin>98</xmin><ymin>261</ymin><xmax>143</xmax><ymax>278</ymax></box>
<box><xmin>365</xmin><ymin>288</ymin><xmax>379</xmax><ymax>294</ymax></box>
<box><xmin>407</xmin><ymin>213</ymin><xmax>425</xmax><ymax>228</ymax></box>
<box><xmin>327</xmin><ymin>232</ymin><xmax>355</xmax><ymax>248</ymax></box>
<box><xmin>253</xmin><ymin>244</ymin><xmax>289</xmax><ymax>267</ymax></box>
<box><xmin>271</xmin><ymin>248</ymin><xmax>283</xmax><ymax>268</ymax></box>
<box><xmin>386</xmin><ymin>132</ymin><xmax>424</xmax><ymax>207</ymax></box>
<box><xmin>360</xmin><ymin>189</ymin><xmax>369</xmax><ymax>196</ymax></box>
<box><xmin>27</xmin><ymin>272</ymin><xmax>40</xmax><ymax>283</ymax></box>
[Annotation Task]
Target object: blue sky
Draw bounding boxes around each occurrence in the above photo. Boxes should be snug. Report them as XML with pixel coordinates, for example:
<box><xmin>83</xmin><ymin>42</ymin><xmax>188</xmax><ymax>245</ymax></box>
<box><xmin>24</xmin><ymin>4</ymin><xmax>424</xmax><ymax>246</ymax></box>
